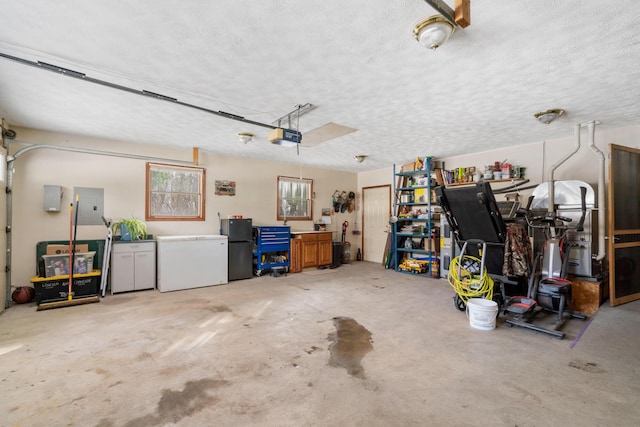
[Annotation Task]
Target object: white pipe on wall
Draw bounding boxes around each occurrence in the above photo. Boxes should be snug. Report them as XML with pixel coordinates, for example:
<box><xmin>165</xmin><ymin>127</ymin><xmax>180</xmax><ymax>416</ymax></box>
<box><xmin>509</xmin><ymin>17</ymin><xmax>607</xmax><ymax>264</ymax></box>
<box><xmin>9</xmin><ymin>142</ymin><xmax>194</xmax><ymax>165</ymax></box>
<box><xmin>548</xmin><ymin>124</ymin><xmax>582</xmax><ymax>213</ymax></box>
<box><xmin>4</xmin><ymin>142</ymin><xmax>194</xmax><ymax>308</ymax></box>
<box><xmin>587</xmin><ymin>121</ymin><xmax>606</xmax><ymax>261</ymax></box>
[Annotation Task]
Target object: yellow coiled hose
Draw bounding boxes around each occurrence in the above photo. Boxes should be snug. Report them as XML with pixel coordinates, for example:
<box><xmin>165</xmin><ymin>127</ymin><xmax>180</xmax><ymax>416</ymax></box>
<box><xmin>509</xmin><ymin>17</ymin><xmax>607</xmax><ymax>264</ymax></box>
<box><xmin>447</xmin><ymin>255</ymin><xmax>494</xmax><ymax>303</ymax></box>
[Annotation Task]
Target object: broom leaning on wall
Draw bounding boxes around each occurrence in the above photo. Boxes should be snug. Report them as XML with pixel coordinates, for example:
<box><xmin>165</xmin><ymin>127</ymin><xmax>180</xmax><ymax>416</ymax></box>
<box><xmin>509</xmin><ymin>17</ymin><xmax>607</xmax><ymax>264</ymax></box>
<box><xmin>37</xmin><ymin>195</ymin><xmax>100</xmax><ymax>311</ymax></box>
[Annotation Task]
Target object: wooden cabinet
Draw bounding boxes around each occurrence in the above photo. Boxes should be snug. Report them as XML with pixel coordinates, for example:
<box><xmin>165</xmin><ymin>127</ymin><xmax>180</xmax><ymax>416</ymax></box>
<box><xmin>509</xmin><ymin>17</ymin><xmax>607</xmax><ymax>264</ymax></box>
<box><xmin>301</xmin><ymin>234</ymin><xmax>318</xmax><ymax>268</ymax></box>
<box><xmin>292</xmin><ymin>232</ymin><xmax>333</xmax><ymax>269</ymax></box>
<box><xmin>289</xmin><ymin>238</ymin><xmax>303</xmax><ymax>273</ymax></box>
<box><xmin>110</xmin><ymin>241</ymin><xmax>156</xmax><ymax>293</ymax></box>
<box><xmin>318</xmin><ymin>236</ymin><xmax>333</xmax><ymax>265</ymax></box>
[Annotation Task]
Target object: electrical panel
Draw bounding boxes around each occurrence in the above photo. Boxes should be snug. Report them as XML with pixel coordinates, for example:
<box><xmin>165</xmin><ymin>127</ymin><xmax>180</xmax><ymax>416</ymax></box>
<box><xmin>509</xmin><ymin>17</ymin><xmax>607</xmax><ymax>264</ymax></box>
<box><xmin>44</xmin><ymin>185</ymin><xmax>62</xmax><ymax>212</ymax></box>
<box><xmin>73</xmin><ymin>187</ymin><xmax>104</xmax><ymax>225</ymax></box>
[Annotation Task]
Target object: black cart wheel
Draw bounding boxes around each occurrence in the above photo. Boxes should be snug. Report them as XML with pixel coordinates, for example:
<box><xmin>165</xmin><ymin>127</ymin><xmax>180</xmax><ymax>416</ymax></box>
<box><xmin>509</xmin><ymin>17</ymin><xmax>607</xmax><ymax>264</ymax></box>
<box><xmin>492</xmin><ymin>294</ymin><xmax>503</xmax><ymax>319</ymax></box>
<box><xmin>454</xmin><ymin>295</ymin><xmax>466</xmax><ymax>311</ymax></box>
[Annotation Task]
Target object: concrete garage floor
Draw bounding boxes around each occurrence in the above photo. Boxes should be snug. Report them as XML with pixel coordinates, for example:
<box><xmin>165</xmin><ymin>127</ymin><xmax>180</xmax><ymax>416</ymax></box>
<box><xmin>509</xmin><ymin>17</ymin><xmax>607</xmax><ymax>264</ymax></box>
<box><xmin>1</xmin><ymin>261</ymin><xmax>639</xmax><ymax>427</ymax></box>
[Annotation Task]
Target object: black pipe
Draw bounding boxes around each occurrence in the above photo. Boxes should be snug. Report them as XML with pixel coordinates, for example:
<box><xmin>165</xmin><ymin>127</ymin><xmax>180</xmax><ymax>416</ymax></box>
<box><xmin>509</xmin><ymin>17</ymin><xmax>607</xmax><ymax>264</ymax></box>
<box><xmin>0</xmin><ymin>52</ymin><xmax>277</xmax><ymax>130</ymax></box>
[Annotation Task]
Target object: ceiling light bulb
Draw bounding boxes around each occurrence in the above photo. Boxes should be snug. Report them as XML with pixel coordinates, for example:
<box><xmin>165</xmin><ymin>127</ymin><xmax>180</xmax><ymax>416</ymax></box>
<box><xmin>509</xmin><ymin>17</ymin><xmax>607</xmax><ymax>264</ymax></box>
<box><xmin>237</xmin><ymin>132</ymin><xmax>254</xmax><ymax>144</ymax></box>
<box><xmin>534</xmin><ymin>109</ymin><xmax>565</xmax><ymax>124</ymax></box>
<box><xmin>354</xmin><ymin>155</ymin><xmax>367</xmax><ymax>163</ymax></box>
<box><xmin>413</xmin><ymin>15</ymin><xmax>455</xmax><ymax>50</ymax></box>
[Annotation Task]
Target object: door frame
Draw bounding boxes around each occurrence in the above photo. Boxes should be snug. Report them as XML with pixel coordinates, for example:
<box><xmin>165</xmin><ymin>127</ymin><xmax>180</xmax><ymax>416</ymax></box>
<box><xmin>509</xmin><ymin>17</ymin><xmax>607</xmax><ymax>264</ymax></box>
<box><xmin>608</xmin><ymin>143</ymin><xmax>640</xmax><ymax>306</ymax></box>
<box><xmin>362</xmin><ymin>184</ymin><xmax>391</xmax><ymax>262</ymax></box>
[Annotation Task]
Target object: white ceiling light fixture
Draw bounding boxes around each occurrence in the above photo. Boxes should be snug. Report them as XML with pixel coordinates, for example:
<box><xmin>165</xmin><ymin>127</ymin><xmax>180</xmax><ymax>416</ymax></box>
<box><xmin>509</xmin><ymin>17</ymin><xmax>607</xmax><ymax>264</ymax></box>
<box><xmin>534</xmin><ymin>109</ymin><xmax>565</xmax><ymax>124</ymax></box>
<box><xmin>413</xmin><ymin>15</ymin><xmax>455</xmax><ymax>50</ymax></box>
<box><xmin>354</xmin><ymin>155</ymin><xmax>368</xmax><ymax>163</ymax></box>
<box><xmin>414</xmin><ymin>0</ymin><xmax>471</xmax><ymax>50</ymax></box>
<box><xmin>237</xmin><ymin>132</ymin><xmax>254</xmax><ymax>144</ymax></box>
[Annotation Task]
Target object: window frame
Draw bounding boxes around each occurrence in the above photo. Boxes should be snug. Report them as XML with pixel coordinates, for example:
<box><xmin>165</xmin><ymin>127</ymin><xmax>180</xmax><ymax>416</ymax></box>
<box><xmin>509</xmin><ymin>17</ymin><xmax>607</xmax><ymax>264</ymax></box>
<box><xmin>277</xmin><ymin>176</ymin><xmax>313</xmax><ymax>221</ymax></box>
<box><xmin>145</xmin><ymin>162</ymin><xmax>206</xmax><ymax>221</ymax></box>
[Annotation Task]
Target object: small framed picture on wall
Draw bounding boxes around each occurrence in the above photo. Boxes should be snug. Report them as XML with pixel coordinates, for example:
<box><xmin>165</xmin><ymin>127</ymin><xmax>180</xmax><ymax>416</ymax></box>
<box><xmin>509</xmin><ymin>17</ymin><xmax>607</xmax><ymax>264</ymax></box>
<box><xmin>215</xmin><ymin>180</ymin><xmax>236</xmax><ymax>196</ymax></box>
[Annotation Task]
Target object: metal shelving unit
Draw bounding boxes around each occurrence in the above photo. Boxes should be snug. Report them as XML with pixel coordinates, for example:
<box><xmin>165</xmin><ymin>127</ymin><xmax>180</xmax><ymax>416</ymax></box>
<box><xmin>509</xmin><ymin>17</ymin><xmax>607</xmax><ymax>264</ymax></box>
<box><xmin>392</xmin><ymin>157</ymin><xmax>440</xmax><ymax>277</ymax></box>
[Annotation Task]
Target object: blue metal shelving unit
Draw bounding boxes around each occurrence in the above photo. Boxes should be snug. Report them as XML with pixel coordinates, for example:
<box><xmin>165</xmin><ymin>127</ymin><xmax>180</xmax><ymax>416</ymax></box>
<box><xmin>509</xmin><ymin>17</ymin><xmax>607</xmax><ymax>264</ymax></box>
<box><xmin>392</xmin><ymin>157</ymin><xmax>439</xmax><ymax>277</ymax></box>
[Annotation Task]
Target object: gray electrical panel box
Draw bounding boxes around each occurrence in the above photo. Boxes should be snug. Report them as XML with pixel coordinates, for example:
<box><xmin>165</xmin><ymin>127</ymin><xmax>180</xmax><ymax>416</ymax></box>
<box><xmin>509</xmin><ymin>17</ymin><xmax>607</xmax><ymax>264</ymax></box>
<box><xmin>44</xmin><ymin>185</ymin><xmax>62</xmax><ymax>212</ymax></box>
<box><xmin>73</xmin><ymin>187</ymin><xmax>104</xmax><ymax>225</ymax></box>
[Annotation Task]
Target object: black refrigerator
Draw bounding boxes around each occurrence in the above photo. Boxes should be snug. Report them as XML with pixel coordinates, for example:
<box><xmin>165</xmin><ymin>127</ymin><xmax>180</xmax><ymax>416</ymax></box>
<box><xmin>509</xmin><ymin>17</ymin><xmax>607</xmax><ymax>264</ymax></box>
<box><xmin>221</xmin><ymin>218</ymin><xmax>253</xmax><ymax>280</ymax></box>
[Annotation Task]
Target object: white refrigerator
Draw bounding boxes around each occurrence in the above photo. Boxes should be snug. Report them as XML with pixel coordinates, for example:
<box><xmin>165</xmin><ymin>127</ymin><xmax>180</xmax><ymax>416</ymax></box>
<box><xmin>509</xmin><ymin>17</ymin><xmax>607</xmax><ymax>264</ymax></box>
<box><xmin>156</xmin><ymin>235</ymin><xmax>228</xmax><ymax>292</ymax></box>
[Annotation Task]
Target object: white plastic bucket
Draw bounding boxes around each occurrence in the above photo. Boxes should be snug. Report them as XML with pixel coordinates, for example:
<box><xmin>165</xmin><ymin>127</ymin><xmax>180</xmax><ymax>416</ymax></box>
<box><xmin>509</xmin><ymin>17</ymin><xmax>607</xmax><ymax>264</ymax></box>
<box><xmin>466</xmin><ymin>298</ymin><xmax>498</xmax><ymax>330</ymax></box>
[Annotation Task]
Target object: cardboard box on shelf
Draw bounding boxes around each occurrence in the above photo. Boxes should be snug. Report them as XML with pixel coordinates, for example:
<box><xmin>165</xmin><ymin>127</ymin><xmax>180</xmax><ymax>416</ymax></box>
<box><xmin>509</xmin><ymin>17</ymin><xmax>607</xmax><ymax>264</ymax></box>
<box><xmin>405</xmin><ymin>237</ymin><xmax>440</xmax><ymax>254</ymax></box>
<box><xmin>422</xmin><ymin>238</ymin><xmax>440</xmax><ymax>254</ymax></box>
<box><xmin>401</xmin><ymin>162</ymin><xmax>415</xmax><ymax>172</ymax></box>
<box><xmin>45</xmin><ymin>244</ymin><xmax>89</xmax><ymax>255</ymax></box>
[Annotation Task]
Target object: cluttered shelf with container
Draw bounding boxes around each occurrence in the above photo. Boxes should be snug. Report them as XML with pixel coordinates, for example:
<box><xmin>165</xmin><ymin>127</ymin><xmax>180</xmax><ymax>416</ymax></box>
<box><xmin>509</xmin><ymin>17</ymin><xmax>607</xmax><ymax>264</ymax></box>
<box><xmin>438</xmin><ymin>161</ymin><xmax>527</xmax><ymax>187</ymax></box>
<box><xmin>394</xmin><ymin>218</ymin><xmax>441</xmax><ymax>277</ymax></box>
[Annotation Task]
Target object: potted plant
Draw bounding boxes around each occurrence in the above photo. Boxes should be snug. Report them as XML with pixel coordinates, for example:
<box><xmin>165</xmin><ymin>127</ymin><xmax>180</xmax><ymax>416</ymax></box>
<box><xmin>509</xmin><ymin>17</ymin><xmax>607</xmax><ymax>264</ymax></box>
<box><xmin>111</xmin><ymin>217</ymin><xmax>147</xmax><ymax>241</ymax></box>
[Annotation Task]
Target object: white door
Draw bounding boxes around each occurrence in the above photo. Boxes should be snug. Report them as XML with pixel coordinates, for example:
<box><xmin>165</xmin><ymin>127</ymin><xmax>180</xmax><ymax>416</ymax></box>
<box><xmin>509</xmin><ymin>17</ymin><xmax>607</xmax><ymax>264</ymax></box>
<box><xmin>362</xmin><ymin>185</ymin><xmax>391</xmax><ymax>263</ymax></box>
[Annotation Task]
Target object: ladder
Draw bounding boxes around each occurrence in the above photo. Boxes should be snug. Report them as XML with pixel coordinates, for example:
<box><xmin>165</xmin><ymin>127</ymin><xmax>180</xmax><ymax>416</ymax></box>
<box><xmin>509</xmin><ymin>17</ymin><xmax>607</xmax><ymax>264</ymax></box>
<box><xmin>99</xmin><ymin>217</ymin><xmax>113</xmax><ymax>297</ymax></box>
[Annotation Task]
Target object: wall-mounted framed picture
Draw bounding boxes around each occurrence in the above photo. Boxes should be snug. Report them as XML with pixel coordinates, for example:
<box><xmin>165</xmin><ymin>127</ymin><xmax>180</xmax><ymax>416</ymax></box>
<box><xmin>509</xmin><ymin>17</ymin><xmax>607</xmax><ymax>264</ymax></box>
<box><xmin>215</xmin><ymin>180</ymin><xmax>236</xmax><ymax>196</ymax></box>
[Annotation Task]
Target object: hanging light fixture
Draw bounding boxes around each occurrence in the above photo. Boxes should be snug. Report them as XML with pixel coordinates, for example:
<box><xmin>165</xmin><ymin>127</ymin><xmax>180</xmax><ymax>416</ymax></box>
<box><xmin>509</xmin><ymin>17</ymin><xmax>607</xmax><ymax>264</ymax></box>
<box><xmin>413</xmin><ymin>15</ymin><xmax>455</xmax><ymax>49</ymax></box>
<box><xmin>534</xmin><ymin>109</ymin><xmax>565</xmax><ymax>124</ymax></box>
<box><xmin>237</xmin><ymin>132</ymin><xmax>254</xmax><ymax>144</ymax></box>
<box><xmin>413</xmin><ymin>0</ymin><xmax>471</xmax><ymax>50</ymax></box>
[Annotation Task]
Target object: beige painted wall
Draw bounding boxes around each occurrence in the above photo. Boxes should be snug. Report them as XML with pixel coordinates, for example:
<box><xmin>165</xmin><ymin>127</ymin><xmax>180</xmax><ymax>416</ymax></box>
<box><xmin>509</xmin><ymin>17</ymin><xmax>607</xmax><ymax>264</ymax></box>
<box><xmin>4</xmin><ymin>127</ymin><xmax>358</xmax><ymax>303</ymax></box>
<box><xmin>358</xmin><ymin>124</ymin><xmax>640</xmax><ymax>204</ymax></box>
<box><xmin>442</xmin><ymin>124</ymin><xmax>640</xmax><ymax>201</ymax></box>
<box><xmin>4</xmin><ymin>123</ymin><xmax>640</xmax><ymax>311</ymax></box>
<box><xmin>355</xmin><ymin>123</ymin><xmax>640</xmax><ymax>275</ymax></box>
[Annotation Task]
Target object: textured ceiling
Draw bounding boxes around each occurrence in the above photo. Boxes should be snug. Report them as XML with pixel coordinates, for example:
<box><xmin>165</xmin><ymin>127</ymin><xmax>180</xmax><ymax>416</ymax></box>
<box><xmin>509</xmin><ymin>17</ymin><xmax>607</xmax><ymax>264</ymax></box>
<box><xmin>0</xmin><ymin>1</ymin><xmax>639</xmax><ymax>172</ymax></box>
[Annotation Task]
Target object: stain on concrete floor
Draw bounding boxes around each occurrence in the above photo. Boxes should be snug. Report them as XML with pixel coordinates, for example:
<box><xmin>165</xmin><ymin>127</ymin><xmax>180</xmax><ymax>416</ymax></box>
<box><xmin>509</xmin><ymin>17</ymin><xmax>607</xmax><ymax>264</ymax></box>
<box><xmin>569</xmin><ymin>360</ymin><xmax>605</xmax><ymax>373</ymax></box>
<box><xmin>206</xmin><ymin>304</ymin><xmax>231</xmax><ymax>312</ymax></box>
<box><xmin>305</xmin><ymin>345</ymin><xmax>321</xmax><ymax>354</ymax></box>
<box><xmin>327</xmin><ymin>317</ymin><xmax>373</xmax><ymax>379</ymax></box>
<box><xmin>96</xmin><ymin>378</ymin><xmax>229</xmax><ymax>427</ymax></box>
